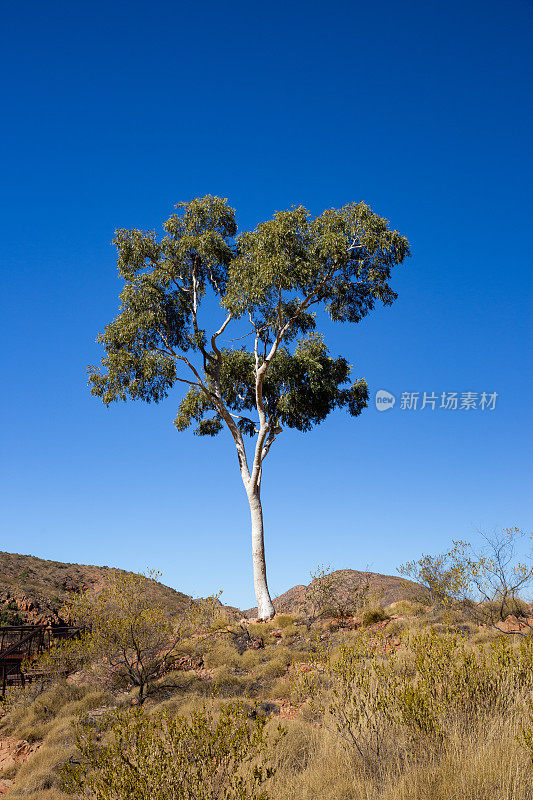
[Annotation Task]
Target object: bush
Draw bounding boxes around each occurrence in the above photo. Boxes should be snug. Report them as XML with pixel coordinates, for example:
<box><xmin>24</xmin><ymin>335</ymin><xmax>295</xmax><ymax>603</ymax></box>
<box><xmin>385</xmin><ymin>601</ymin><xmax>424</xmax><ymax>618</ymax></box>
<box><xmin>240</xmin><ymin>649</ymin><xmax>262</xmax><ymax>670</ymax></box>
<box><xmin>362</xmin><ymin>607</ymin><xmax>389</xmax><ymax>627</ymax></box>
<box><xmin>62</xmin><ymin>702</ymin><xmax>280</xmax><ymax>800</ymax></box>
<box><xmin>0</xmin><ymin>682</ymin><xmax>89</xmax><ymax>742</ymax></box>
<box><xmin>322</xmin><ymin>628</ymin><xmax>533</xmax><ymax>773</ymax></box>
<box><xmin>0</xmin><ymin>599</ymin><xmax>24</xmax><ymax>625</ymax></box>
<box><xmin>256</xmin><ymin>659</ymin><xmax>288</xmax><ymax>680</ymax></box>
<box><xmin>212</xmin><ymin>666</ymin><xmax>253</xmax><ymax>696</ymax></box>
<box><xmin>203</xmin><ymin>641</ymin><xmax>241</xmax><ymax>669</ymax></box>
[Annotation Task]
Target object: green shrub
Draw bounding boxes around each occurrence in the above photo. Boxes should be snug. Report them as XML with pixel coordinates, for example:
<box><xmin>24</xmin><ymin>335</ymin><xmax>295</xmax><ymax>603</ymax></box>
<box><xmin>212</xmin><ymin>666</ymin><xmax>254</xmax><ymax>696</ymax></box>
<box><xmin>0</xmin><ymin>682</ymin><xmax>89</xmax><ymax>742</ymax></box>
<box><xmin>323</xmin><ymin>627</ymin><xmax>533</xmax><ymax>772</ymax></box>
<box><xmin>240</xmin><ymin>649</ymin><xmax>262</xmax><ymax>670</ymax></box>
<box><xmin>384</xmin><ymin>620</ymin><xmax>407</xmax><ymax>636</ymax></box>
<box><xmin>62</xmin><ymin>702</ymin><xmax>280</xmax><ymax>800</ymax></box>
<box><xmin>256</xmin><ymin>659</ymin><xmax>288</xmax><ymax>680</ymax></box>
<box><xmin>203</xmin><ymin>641</ymin><xmax>241</xmax><ymax>669</ymax></box>
<box><xmin>362</xmin><ymin>607</ymin><xmax>389</xmax><ymax>627</ymax></box>
<box><xmin>385</xmin><ymin>601</ymin><xmax>423</xmax><ymax>618</ymax></box>
<box><xmin>0</xmin><ymin>598</ymin><xmax>24</xmax><ymax>625</ymax></box>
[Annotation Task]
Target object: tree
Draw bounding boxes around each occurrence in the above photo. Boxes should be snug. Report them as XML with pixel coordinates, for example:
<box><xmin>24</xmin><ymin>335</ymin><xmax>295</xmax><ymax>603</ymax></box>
<box><xmin>306</xmin><ymin>564</ymin><xmax>372</xmax><ymax>624</ymax></box>
<box><xmin>68</xmin><ymin>570</ymin><xmax>214</xmax><ymax>703</ymax></box>
<box><xmin>89</xmin><ymin>196</ymin><xmax>410</xmax><ymax>619</ymax></box>
<box><xmin>400</xmin><ymin>527</ymin><xmax>533</xmax><ymax>633</ymax></box>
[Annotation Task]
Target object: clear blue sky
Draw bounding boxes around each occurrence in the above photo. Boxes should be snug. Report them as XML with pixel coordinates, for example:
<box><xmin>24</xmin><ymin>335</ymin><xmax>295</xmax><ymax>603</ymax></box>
<box><xmin>2</xmin><ymin>0</ymin><xmax>532</xmax><ymax>608</ymax></box>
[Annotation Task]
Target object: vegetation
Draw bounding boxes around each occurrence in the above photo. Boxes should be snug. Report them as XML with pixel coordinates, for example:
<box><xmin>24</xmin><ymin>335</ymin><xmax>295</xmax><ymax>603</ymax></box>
<box><xmin>401</xmin><ymin>527</ymin><xmax>533</xmax><ymax>633</ymax></box>
<box><xmin>0</xmin><ymin>536</ymin><xmax>532</xmax><ymax>799</ymax></box>
<box><xmin>58</xmin><ymin>570</ymin><xmax>221</xmax><ymax>704</ymax></box>
<box><xmin>0</xmin><ymin>551</ymin><xmax>190</xmax><ymax>625</ymax></box>
<box><xmin>88</xmin><ymin>195</ymin><xmax>409</xmax><ymax>618</ymax></box>
<box><xmin>61</xmin><ymin>702</ymin><xmax>279</xmax><ymax>800</ymax></box>
<box><xmin>0</xmin><ymin>599</ymin><xmax>24</xmax><ymax>626</ymax></box>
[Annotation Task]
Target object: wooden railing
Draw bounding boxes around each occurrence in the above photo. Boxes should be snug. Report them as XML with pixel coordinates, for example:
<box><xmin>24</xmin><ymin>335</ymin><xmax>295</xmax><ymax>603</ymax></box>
<box><xmin>0</xmin><ymin>625</ymin><xmax>84</xmax><ymax>698</ymax></box>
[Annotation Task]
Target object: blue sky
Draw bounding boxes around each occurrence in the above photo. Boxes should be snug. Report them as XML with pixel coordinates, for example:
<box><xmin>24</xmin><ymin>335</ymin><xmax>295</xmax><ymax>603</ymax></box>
<box><xmin>2</xmin><ymin>0</ymin><xmax>532</xmax><ymax>608</ymax></box>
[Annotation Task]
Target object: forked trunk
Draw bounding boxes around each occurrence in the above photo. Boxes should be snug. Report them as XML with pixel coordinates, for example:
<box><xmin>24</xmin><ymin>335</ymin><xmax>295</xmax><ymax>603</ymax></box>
<box><xmin>246</xmin><ymin>486</ymin><xmax>275</xmax><ymax>620</ymax></box>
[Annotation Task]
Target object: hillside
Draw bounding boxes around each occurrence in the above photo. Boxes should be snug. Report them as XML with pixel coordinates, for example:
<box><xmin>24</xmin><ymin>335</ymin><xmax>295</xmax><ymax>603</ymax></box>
<box><xmin>0</xmin><ymin>551</ymin><xmax>192</xmax><ymax>625</ymax></box>
<box><xmin>245</xmin><ymin>568</ymin><xmax>424</xmax><ymax>617</ymax></box>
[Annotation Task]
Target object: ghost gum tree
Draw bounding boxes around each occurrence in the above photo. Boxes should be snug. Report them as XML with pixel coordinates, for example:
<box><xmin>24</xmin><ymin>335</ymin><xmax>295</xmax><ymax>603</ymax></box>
<box><xmin>89</xmin><ymin>197</ymin><xmax>410</xmax><ymax>619</ymax></box>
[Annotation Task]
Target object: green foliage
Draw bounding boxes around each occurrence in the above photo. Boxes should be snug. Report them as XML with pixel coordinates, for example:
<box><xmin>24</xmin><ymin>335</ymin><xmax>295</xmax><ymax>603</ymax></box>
<box><xmin>0</xmin><ymin>682</ymin><xmax>108</xmax><ymax>743</ymax></box>
<box><xmin>307</xmin><ymin>565</ymin><xmax>373</xmax><ymax>622</ymax></box>
<box><xmin>67</xmin><ymin>570</ymin><xmax>219</xmax><ymax>703</ymax></box>
<box><xmin>0</xmin><ymin>598</ymin><xmax>24</xmax><ymax>625</ymax></box>
<box><xmin>385</xmin><ymin>600</ymin><xmax>423</xmax><ymax>618</ymax></box>
<box><xmin>89</xmin><ymin>196</ymin><xmax>408</xmax><ymax>443</ymax></box>
<box><xmin>274</xmin><ymin>615</ymin><xmax>294</xmax><ymax>628</ymax></box>
<box><xmin>361</xmin><ymin>606</ymin><xmax>389</xmax><ymax>626</ymax></box>
<box><xmin>27</xmin><ymin>635</ymin><xmax>90</xmax><ymax>686</ymax></box>
<box><xmin>223</xmin><ymin>202</ymin><xmax>410</xmax><ymax>322</ymax></box>
<box><xmin>62</xmin><ymin>702</ymin><xmax>279</xmax><ymax>800</ymax></box>
<box><xmin>322</xmin><ymin>628</ymin><xmax>533</xmax><ymax>772</ymax></box>
<box><xmin>400</xmin><ymin>528</ymin><xmax>533</xmax><ymax>633</ymax></box>
<box><xmin>306</xmin><ymin>565</ymin><xmax>338</xmax><ymax>619</ymax></box>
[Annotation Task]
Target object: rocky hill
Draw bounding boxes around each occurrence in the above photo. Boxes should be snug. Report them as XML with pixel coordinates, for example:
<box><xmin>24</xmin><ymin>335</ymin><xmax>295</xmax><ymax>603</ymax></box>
<box><xmin>245</xmin><ymin>568</ymin><xmax>424</xmax><ymax>618</ymax></box>
<box><xmin>0</xmin><ymin>551</ymin><xmax>192</xmax><ymax>626</ymax></box>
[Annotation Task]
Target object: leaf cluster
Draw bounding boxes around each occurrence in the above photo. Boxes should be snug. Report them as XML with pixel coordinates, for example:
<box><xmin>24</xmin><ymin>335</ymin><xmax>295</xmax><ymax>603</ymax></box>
<box><xmin>175</xmin><ymin>334</ymin><xmax>368</xmax><ymax>437</ymax></box>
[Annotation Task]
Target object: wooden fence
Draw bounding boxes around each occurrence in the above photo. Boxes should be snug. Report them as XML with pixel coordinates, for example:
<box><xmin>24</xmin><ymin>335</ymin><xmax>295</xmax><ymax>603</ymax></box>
<box><xmin>0</xmin><ymin>625</ymin><xmax>83</xmax><ymax>698</ymax></box>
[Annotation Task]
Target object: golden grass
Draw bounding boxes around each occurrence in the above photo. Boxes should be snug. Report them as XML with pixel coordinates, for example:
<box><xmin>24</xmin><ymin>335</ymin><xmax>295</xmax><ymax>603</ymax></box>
<box><xmin>267</xmin><ymin>707</ymin><xmax>532</xmax><ymax>800</ymax></box>
<box><xmin>2</xmin><ymin>618</ymin><xmax>532</xmax><ymax>799</ymax></box>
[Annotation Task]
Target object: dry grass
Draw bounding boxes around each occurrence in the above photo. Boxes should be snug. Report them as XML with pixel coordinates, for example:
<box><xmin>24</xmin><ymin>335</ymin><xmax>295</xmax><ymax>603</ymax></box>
<box><xmin>2</xmin><ymin>614</ymin><xmax>532</xmax><ymax>799</ymax></box>
<box><xmin>268</xmin><ymin>707</ymin><xmax>532</xmax><ymax>800</ymax></box>
<box><xmin>0</xmin><ymin>683</ymin><xmax>111</xmax><ymax>799</ymax></box>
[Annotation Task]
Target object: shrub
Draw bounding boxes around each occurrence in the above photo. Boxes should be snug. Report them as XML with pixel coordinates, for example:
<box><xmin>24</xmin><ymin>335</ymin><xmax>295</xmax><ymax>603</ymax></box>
<box><xmin>385</xmin><ymin>601</ymin><xmax>424</xmax><ymax>618</ymax></box>
<box><xmin>203</xmin><ymin>641</ymin><xmax>241</xmax><ymax>669</ymax></box>
<box><xmin>0</xmin><ymin>598</ymin><xmax>24</xmax><ymax>625</ymax></box>
<box><xmin>322</xmin><ymin>628</ymin><xmax>533</xmax><ymax>772</ymax></box>
<box><xmin>0</xmin><ymin>682</ymin><xmax>88</xmax><ymax>742</ymax></box>
<box><xmin>362</xmin><ymin>607</ymin><xmax>389</xmax><ymax>627</ymax></box>
<box><xmin>212</xmin><ymin>665</ymin><xmax>254</xmax><ymax>696</ymax></box>
<box><xmin>240</xmin><ymin>649</ymin><xmax>262</xmax><ymax>670</ymax></box>
<box><xmin>256</xmin><ymin>659</ymin><xmax>288</xmax><ymax>680</ymax></box>
<box><xmin>62</xmin><ymin>702</ymin><xmax>280</xmax><ymax>800</ymax></box>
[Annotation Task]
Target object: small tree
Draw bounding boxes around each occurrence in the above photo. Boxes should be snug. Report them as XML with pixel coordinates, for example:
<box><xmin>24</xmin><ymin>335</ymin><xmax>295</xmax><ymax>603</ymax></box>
<box><xmin>69</xmin><ymin>570</ymin><xmax>212</xmax><ymax>703</ymax></box>
<box><xmin>400</xmin><ymin>528</ymin><xmax>533</xmax><ymax>633</ymax></box>
<box><xmin>89</xmin><ymin>196</ymin><xmax>410</xmax><ymax>618</ymax></box>
<box><xmin>307</xmin><ymin>565</ymin><xmax>372</xmax><ymax>623</ymax></box>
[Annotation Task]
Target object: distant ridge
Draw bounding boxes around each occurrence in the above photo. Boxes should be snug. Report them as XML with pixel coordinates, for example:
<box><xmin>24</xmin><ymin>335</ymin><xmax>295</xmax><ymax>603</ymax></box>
<box><xmin>0</xmin><ymin>551</ymin><xmax>191</xmax><ymax>625</ymax></box>
<box><xmin>244</xmin><ymin>568</ymin><xmax>423</xmax><ymax>618</ymax></box>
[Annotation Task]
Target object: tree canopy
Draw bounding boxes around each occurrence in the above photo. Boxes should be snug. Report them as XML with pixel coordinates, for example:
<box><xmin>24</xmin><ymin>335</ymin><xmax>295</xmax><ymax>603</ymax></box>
<box><xmin>89</xmin><ymin>196</ymin><xmax>409</xmax><ymax>448</ymax></box>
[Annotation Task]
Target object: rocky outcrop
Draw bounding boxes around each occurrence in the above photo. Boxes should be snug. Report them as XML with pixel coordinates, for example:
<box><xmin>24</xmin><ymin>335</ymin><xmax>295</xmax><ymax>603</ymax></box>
<box><xmin>0</xmin><ymin>736</ymin><xmax>41</xmax><ymax>794</ymax></box>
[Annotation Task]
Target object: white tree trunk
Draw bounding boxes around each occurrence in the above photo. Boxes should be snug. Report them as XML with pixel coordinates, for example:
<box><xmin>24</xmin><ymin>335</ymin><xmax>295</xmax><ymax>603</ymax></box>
<box><xmin>246</xmin><ymin>486</ymin><xmax>275</xmax><ymax>620</ymax></box>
